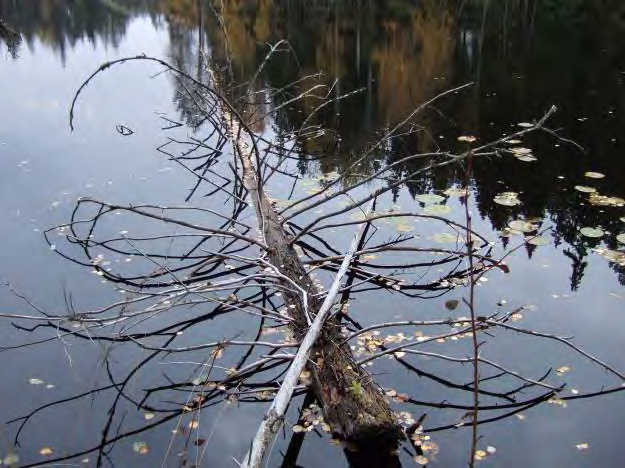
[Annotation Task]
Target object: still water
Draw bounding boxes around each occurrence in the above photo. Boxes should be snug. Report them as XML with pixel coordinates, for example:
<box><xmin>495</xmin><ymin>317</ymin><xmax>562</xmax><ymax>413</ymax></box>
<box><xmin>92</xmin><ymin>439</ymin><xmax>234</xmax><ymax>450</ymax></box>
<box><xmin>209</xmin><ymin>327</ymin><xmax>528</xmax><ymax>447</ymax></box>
<box><xmin>1</xmin><ymin>1</ymin><xmax>625</xmax><ymax>467</ymax></box>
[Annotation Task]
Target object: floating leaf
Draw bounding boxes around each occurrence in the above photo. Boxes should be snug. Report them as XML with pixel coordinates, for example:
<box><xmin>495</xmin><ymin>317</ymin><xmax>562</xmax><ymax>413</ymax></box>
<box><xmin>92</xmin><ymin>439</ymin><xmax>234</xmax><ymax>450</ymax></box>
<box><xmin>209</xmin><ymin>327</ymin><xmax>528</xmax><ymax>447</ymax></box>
<box><xmin>432</xmin><ymin>233</ymin><xmax>458</xmax><ymax>244</ymax></box>
<box><xmin>516</xmin><ymin>154</ymin><xmax>538</xmax><ymax>162</ymax></box>
<box><xmin>621</xmin><ymin>217</ymin><xmax>625</xmax><ymax>223</ymax></box>
<box><xmin>575</xmin><ymin>443</ymin><xmax>590</xmax><ymax>451</ymax></box>
<box><xmin>527</xmin><ymin>236</ymin><xmax>550</xmax><ymax>246</ymax></box>
<box><xmin>506</xmin><ymin>139</ymin><xmax>522</xmax><ymax>144</ymax></box>
<box><xmin>29</xmin><ymin>378</ymin><xmax>45</xmax><ymax>385</ymax></box>
<box><xmin>414</xmin><ymin>455</ymin><xmax>428</xmax><ymax>465</ymax></box>
<box><xmin>556</xmin><ymin>366</ymin><xmax>571</xmax><ymax>375</ymax></box>
<box><xmin>588</xmin><ymin>193</ymin><xmax>625</xmax><ymax>207</ymax></box>
<box><xmin>508</xmin><ymin>220</ymin><xmax>536</xmax><ymax>233</ymax></box>
<box><xmin>584</xmin><ymin>171</ymin><xmax>605</xmax><ymax>179</ymax></box>
<box><xmin>617</xmin><ymin>234</ymin><xmax>625</xmax><ymax>244</ymax></box>
<box><xmin>574</xmin><ymin>185</ymin><xmax>597</xmax><ymax>193</ymax></box>
<box><xmin>416</xmin><ymin>194</ymin><xmax>445</xmax><ymax>204</ymax></box>
<box><xmin>143</xmin><ymin>412</ymin><xmax>155</xmax><ymax>421</ymax></box>
<box><xmin>2</xmin><ymin>453</ymin><xmax>19</xmax><ymax>465</ymax></box>
<box><xmin>444</xmin><ymin>187</ymin><xmax>468</xmax><ymax>197</ymax></box>
<box><xmin>423</xmin><ymin>204</ymin><xmax>452</xmax><ymax>216</ymax></box>
<box><xmin>457</xmin><ymin>135</ymin><xmax>476</xmax><ymax>142</ymax></box>
<box><xmin>396</xmin><ymin>224</ymin><xmax>415</xmax><ymax>233</ymax></box>
<box><xmin>445</xmin><ymin>299</ymin><xmax>459</xmax><ymax>311</ymax></box>
<box><xmin>39</xmin><ymin>447</ymin><xmax>53</xmax><ymax>456</ymax></box>
<box><xmin>517</xmin><ymin>122</ymin><xmax>534</xmax><ymax>128</ymax></box>
<box><xmin>595</xmin><ymin>249</ymin><xmax>625</xmax><ymax>265</ymax></box>
<box><xmin>494</xmin><ymin>192</ymin><xmax>521</xmax><ymax>207</ymax></box>
<box><xmin>510</xmin><ymin>147</ymin><xmax>532</xmax><ymax>155</ymax></box>
<box><xmin>580</xmin><ymin>227</ymin><xmax>604</xmax><ymax>238</ymax></box>
<box><xmin>132</xmin><ymin>441</ymin><xmax>149</xmax><ymax>455</ymax></box>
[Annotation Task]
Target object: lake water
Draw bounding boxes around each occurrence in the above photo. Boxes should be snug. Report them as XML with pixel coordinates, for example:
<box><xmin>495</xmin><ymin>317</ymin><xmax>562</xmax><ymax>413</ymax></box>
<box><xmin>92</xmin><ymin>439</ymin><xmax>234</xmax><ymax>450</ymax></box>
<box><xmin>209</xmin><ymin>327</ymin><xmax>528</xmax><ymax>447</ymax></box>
<box><xmin>1</xmin><ymin>1</ymin><xmax>625</xmax><ymax>467</ymax></box>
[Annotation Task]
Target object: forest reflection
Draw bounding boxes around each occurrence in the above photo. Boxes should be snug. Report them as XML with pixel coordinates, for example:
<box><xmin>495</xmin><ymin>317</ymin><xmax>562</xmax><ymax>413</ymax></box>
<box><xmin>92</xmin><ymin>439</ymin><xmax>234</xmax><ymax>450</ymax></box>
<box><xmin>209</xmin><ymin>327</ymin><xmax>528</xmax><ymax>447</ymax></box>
<box><xmin>2</xmin><ymin>0</ymin><xmax>625</xmax><ymax>290</ymax></box>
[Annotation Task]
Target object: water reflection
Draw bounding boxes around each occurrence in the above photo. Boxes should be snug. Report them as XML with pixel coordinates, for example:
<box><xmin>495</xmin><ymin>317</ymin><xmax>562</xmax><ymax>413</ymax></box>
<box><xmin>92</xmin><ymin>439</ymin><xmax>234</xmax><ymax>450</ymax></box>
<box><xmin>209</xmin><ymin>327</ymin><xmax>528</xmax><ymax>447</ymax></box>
<box><xmin>5</xmin><ymin>0</ymin><xmax>623</xmax><ymax>290</ymax></box>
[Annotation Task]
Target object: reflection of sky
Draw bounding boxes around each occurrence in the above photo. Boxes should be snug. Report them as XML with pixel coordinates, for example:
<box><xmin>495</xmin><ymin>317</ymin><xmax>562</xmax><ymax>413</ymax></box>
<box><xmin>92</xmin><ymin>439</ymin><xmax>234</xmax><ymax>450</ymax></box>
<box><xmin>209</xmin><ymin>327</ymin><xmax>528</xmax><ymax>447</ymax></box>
<box><xmin>1</xmin><ymin>12</ymin><xmax>624</xmax><ymax>468</ymax></box>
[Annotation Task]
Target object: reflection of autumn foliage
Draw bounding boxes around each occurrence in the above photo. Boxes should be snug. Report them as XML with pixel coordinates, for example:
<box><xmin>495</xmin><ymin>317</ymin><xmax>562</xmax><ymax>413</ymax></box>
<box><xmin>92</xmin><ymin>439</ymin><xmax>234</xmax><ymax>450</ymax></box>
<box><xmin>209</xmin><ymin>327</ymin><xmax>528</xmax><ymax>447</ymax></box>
<box><xmin>372</xmin><ymin>3</ymin><xmax>456</xmax><ymax>126</ymax></box>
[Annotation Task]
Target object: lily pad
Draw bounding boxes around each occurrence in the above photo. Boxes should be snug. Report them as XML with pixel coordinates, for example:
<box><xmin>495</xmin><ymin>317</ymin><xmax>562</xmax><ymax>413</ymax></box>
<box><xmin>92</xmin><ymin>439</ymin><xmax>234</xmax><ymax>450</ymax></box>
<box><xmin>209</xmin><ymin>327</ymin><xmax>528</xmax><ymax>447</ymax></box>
<box><xmin>580</xmin><ymin>227</ymin><xmax>604</xmax><ymax>238</ymax></box>
<box><xmin>516</xmin><ymin>155</ymin><xmax>538</xmax><ymax>162</ymax></box>
<box><xmin>424</xmin><ymin>204</ymin><xmax>452</xmax><ymax>215</ymax></box>
<box><xmin>509</xmin><ymin>220</ymin><xmax>536</xmax><ymax>233</ymax></box>
<box><xmin>458</xmin><ymin>135</ymin><xmax>477</xmax><ymax>142</ymax></box>
<box><xmin>432</xmin><ymin>233</ymin><xmax>458</xmax><ymax>244</ymax></box>
<box><xmin>596</xmin><ymin>249</ymin><xmax>625</xmax><ymax>265</ymax></box>
<box><xmin>527</xmin><ymin>236</ymin><xmax>550</xmax><ymax>246</ymax></box>
<box><xmin>494</xmin><ymin>192</ymin><xmax>521</xmax><ymax>207</ymax></box>
<box><xmin>588</xmin><ymin>193</ymin><xmax>625</xmax><ymax>207</ymax></box>
<box><xmin>444</xmin><ymin>187</ymin><xmax>468</xmax><ymax>197</ymax></box>
<box><xmin>617</xmin><ymin>234</ymin><xmax>625</xmax><ymax>244</ymax></box>
<box><xmin>574</xmin><ymin>185</ymin><xmax>597</xmax><ymax>193</ymax></box>
<box><xmin>584</xmin><ymin>171</ymin><xmax>605</xmax><ymax>179</ymax></box>
<box><xmin>416</xmin><ymin>194</ymin><xmax>445</xmax><ymax>204</ymax></box>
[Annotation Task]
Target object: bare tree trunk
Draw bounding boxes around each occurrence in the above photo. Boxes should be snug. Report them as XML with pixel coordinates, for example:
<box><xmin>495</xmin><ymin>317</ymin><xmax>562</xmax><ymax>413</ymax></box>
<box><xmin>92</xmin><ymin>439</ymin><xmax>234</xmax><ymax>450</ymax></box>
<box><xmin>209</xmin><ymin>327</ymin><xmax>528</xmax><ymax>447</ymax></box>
<box><xmin>220</xmin><ymin>105</ymin><xmax>402</xmax><ymax>467</ymax></box>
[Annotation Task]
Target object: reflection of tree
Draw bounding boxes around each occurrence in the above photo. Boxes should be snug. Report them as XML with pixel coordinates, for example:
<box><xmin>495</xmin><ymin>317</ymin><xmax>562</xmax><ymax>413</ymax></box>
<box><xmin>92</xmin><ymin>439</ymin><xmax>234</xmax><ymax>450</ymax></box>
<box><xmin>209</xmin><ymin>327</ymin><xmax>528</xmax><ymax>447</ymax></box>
<box><xmin>3</xmin><ymin>0</ymin><xmax>625</xmax><ymax>287</ymax></box>
<box><xmin>0</xmin><ymin>18</ymin><xmax>22</xmax><ymax>58</ymax></box>
<box><xmin>0</xmin><ymin>0</ymin><xmax>158</xmax><ymax>62</ymax></box>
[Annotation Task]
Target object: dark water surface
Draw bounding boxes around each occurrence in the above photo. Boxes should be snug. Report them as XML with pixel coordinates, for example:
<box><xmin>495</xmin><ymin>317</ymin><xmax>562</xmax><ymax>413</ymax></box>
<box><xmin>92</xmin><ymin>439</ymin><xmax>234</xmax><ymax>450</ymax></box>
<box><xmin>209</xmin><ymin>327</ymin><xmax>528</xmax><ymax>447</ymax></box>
<box><xmin>1</xmin><ymin>1</ymin><xmax>625</xmax><ymax>467</ymax></box>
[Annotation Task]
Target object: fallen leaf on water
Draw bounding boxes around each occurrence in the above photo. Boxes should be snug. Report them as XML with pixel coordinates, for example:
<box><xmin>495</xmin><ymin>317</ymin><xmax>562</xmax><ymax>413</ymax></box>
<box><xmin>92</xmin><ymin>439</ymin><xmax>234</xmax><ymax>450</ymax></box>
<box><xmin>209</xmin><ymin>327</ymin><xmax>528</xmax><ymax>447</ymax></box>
<box><xmin>39</xmin><ymin>447</ymin><xmax>53</xmax><ymax>456</ymax></box>
<box><xmin>616</xmin><ymin>234</ymin><xmax>625</xmax><ymax>244</ymax></box>
<box><xmin>556</xmin><ymin>366</ymin><xmax>571</xmax><ymax>375</ymax></box>
<box><xmin>517</xmin><ymin>122</ymin><xmax>534</xmax><ymax>128</ymax></box>
<box><xmin>584</xmin><ymin>171</ymin><xmax>605</xmax><ymax>179</ymax></box>
<box><xmin>143</xmin><ymin>412</ymin><xmax>155</xmax><ymax>420</ymax></box>
<box><xmin>516</xmin><ymin>154</ymin><xmax>538</xmax><ymax>162</ymax></box>
<box><xmin>575</xmin><ymin>443</ymin><xmax>589</xmax><ymax>451</ymax></box>
<box><xmin>574</xmin><ymin>185</ymin><xmax>597</xmax><ymax>193</ymax></box>
<box><xmin>132</xmin><ymin>441</ymin><xmax>149</xmax><ymax>455</ymax></box>
<box><xmin>458</xmin><ymin>135</ymin><xmax>476</xmax><ymax>142</ymax></box>
<box><xmin>29</xmin><ymin>378</ymin><xmax>44</xmax><ymax>385</ymax></box>
<box><xmin>510</xmin><ymin>147</ymin><xmax>532</xmax><ymax>155</ymax></box>
<box><xmin>445</xmin><ymin>299</ymin><xmax>459</xmax><ymax>310</ymax></box>
<box><xmin>2</xmin><ymin>453</ymin><xmax>19</xmax><ymax>465</ymax></box>
<box><xmin>414</xmin><ymin>455</ymin><xmax>428</xmax><ymax>465</ymax></box>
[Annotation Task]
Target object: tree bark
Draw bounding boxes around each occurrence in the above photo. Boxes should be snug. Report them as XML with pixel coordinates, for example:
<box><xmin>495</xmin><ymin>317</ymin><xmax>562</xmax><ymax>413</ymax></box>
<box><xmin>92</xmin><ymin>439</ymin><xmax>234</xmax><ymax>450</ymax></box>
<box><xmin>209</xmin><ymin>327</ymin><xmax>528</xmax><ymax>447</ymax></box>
<box><xmin>220</xmin><ymin>105</ymin><xmax>403</xmax><ymax>467</ymax></box>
